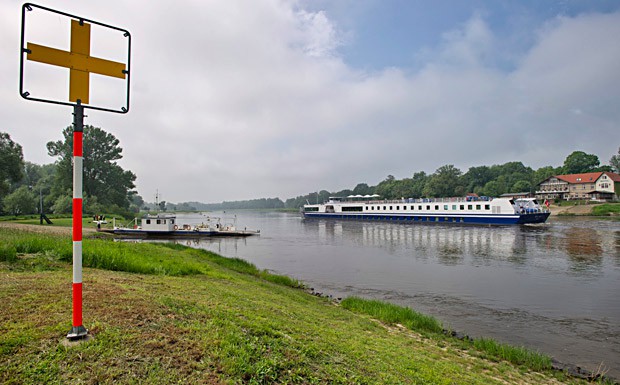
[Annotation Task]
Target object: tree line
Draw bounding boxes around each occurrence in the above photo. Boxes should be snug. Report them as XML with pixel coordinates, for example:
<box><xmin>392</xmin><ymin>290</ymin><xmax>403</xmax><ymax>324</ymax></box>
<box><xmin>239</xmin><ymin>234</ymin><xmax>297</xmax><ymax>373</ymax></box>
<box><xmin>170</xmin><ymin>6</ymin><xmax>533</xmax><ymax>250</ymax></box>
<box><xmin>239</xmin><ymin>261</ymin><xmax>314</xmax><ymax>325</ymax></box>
<box><xmin>1</xmin><ymin>127</ymin><xmax>618</xmax><ymax>215</ymax></box>
<box><xmin>0</xmin><ymin>128</ymin><xmax>142</xmax><ymax>217</ymax></box>
<box><xmin>284</xmin><ymin>149</ymin><xmax>620</xmax><ymax>208</ymax></box>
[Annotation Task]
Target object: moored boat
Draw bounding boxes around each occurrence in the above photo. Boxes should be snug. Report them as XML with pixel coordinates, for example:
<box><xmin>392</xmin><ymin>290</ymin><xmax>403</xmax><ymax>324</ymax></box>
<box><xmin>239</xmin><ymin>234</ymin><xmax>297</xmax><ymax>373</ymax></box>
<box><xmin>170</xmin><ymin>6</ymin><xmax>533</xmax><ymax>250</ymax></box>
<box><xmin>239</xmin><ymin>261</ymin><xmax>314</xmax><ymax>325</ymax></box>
<box><xmin>301</xmin><ymin>195</ymin><xmax>550</xmax><ymax>225</ymax></box>
<box><xmin>101</xmin><ymin>213</ymin><xmax>260</xmax><ymax>237</ymax></box>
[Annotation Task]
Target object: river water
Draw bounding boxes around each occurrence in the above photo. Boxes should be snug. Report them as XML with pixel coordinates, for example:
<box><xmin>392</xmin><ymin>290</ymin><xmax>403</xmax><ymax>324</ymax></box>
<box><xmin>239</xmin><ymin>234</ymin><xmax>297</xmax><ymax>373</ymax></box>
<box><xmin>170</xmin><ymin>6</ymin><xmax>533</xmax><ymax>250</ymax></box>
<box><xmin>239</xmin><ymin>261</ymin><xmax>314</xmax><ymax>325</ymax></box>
<box><xmin>167</xmin><ymin>212</ymin><xmax>620</xmax><ymax>377</ymax></box>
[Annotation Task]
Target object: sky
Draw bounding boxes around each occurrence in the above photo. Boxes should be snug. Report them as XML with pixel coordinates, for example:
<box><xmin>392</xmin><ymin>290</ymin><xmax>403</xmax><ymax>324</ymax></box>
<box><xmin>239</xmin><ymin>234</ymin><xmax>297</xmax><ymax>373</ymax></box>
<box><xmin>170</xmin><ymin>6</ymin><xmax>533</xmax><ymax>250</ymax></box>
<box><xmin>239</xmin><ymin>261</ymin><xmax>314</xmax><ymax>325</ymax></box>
<box><xmin>1</xmin><ymin>0</ymin><xmax>619</xmax><ymax>203</ymax></box>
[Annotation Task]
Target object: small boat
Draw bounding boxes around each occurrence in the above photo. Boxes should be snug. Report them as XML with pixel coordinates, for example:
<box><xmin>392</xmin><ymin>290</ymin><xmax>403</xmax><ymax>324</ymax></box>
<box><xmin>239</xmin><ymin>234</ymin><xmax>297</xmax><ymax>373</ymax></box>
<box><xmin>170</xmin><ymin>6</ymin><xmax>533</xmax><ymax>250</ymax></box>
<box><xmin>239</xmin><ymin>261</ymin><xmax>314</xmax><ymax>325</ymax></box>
<box><xmin>301</xmin><ymin>195</ymin><xmax>550</xmax><ymax>225</ymax></box>
<box><xmin>101</xmin><ymin>213</ymin><xmax>260</xmax><ymax>238</ymax></box>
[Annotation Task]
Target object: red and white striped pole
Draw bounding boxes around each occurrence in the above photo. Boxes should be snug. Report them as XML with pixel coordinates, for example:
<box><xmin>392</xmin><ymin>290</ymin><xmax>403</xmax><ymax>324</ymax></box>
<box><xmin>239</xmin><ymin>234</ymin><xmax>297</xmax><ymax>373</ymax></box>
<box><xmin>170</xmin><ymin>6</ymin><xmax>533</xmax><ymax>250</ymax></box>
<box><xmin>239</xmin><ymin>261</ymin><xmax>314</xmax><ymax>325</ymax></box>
<box><xmin>67</xmin><ymin>101</ymin><xmax>88</xmax><ymax>340</ymax></box>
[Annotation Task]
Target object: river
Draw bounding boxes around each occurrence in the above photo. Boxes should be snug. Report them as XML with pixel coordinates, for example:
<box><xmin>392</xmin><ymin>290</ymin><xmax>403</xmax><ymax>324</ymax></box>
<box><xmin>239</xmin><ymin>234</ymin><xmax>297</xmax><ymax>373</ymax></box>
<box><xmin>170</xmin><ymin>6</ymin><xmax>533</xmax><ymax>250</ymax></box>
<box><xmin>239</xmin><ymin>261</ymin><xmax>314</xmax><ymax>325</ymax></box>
<box><xmin>164</xmin><ymin>212</ymin><xmax>620</xmax><ymax>377</ymax></box>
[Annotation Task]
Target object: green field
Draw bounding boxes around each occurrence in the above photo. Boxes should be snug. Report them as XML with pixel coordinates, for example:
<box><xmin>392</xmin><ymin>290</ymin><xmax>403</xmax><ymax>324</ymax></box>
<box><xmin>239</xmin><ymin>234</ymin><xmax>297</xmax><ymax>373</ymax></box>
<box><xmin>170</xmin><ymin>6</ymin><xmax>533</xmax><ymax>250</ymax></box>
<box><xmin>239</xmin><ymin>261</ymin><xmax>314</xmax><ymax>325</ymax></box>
<box><xmin>0</xmin><ymin>224</ymin><xmax>604</xmax><ymax>384</ymax></box>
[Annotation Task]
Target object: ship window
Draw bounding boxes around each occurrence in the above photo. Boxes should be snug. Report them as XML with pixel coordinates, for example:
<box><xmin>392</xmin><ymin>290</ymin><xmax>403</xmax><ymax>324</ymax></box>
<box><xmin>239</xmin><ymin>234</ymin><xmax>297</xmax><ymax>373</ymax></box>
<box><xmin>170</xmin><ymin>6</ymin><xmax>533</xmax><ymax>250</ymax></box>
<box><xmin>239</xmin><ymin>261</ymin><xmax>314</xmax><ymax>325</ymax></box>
<box><xmin>444</xmin><ymin>205</ymin><xmax>448</xmax><ymax>210</ymax></box>
<box><xmin>396</xmin><ymin>206</ymin><xmax>400</xmax><ymax>210</ymax></box>
<box><xmin>435</xmin><ymin>205</ymin><xmax>439</xmax><ymax>210</ymax></box>
<box><xmin>476</xmin><ymin>204</ymin><xmax>481</xmax><ymax>210</ymax></box>
<box><xmin>389</xmin><ymin>206</ymin><xmax>393</xmax><ymax>210</ymax></box>
<box><xmin>460</xmin><ymin>205</ymin><xmax>464</xmax><ymax>210</ymax></box>
<box><xmin>163</xmin><ymin>219</ymin><xmax>167</xmax><ymax>224</ymax></box>
<box><xmin>146</xmin><ymin>219</ymin><xmax>151</xmax><ymax>224</ymax></box>
<box><xmin>410</xmin><ymin>206</ymin><xmax>414</xmax><ymax>210</ymax></box>
<box><xmin>342</xmin><ymin>206</ymin><xmax>363</xmax><ymax>212</ymax></box>
<box><xmin>171</xmin><ymin>219</ymin><xmax>175</xmax><ymax>224</ymax></box>
<box><xmin>485</xmin><ymin>204</ymin><xmax>490</xmax><ymax>210</ymax></box>
<box><xmin>156</xmin><ymin>219</ymin><xmax>161</xmax><ymax>224</ymax></box>
<box><xmin>383</xmin><ymin>206</ymin><xmax>386</xmax><ymax>210</ymax></box>
<box><xmin>452</xmin><ymin>205</ymin><xmax>457</xmax><ymax>210</ymax></box>
<box><xmin>418</xmin><ymin>205</ymin><xmax>422</xmax><ymax>210</ymax></box>
<box><xmin>468</xmin><ymin>205</ymin><xmax>473</xmax><ymax>210</ymax></box>
<box><xmin>304</xmin><ymin>207</ymin><xmax>319</xmax><ymax>212</ymax></box>
<box><xmin>426</xmin><ymin>205</ymin><xmax>430</xmax><ymax>210</ymax></box>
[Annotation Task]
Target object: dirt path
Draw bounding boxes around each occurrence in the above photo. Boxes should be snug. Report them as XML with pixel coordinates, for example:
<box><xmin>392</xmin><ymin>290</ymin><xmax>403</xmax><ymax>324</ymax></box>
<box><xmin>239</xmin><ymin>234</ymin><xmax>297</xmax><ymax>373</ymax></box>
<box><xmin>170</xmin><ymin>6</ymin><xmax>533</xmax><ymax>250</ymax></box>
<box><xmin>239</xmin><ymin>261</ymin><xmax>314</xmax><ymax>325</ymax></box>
<box><xmin>548</xmin><ymin>204</ymin><xmax>596</xmax><ymax>216</ymax></box>
<box><xmin>0</xmin><ymin>222</ymin><xmax>97</xmax><ymax>235</ymax></box>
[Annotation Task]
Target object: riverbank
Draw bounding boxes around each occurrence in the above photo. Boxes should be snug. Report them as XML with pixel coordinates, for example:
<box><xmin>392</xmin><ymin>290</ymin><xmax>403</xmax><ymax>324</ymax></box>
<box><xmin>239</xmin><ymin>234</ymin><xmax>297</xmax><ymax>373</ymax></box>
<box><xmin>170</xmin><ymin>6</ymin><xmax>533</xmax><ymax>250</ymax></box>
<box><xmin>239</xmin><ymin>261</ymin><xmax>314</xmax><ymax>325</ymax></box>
<box><xmin>0</xmin><ymin>224</ymin><xmax>612</xmax><ymax>384</ymax></box>
<box><xmin>549</xmin><ymin>202</ymin><xmax>620</xmax><ymax>216</ymax></box>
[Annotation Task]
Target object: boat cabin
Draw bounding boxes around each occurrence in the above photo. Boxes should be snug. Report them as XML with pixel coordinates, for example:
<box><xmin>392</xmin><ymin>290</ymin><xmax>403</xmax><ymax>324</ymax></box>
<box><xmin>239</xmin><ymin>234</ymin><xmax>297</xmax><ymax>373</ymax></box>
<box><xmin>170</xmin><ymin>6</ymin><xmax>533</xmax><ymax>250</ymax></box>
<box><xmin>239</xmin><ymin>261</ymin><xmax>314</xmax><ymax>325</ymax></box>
<box><xmin>140</xmin><ymin>214</ymin><xmax>177</xmax><ymax>232</ymax></box>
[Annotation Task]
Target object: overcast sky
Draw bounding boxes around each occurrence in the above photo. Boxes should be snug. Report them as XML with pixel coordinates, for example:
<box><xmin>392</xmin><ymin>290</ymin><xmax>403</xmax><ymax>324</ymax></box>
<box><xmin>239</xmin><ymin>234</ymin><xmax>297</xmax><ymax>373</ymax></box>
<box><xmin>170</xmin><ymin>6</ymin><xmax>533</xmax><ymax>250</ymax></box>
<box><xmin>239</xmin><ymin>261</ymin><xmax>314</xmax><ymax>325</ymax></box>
<box><xmin>1</xmin><ymin>0</ymin><xmax>619</xmax><ymax>203</ymax></box>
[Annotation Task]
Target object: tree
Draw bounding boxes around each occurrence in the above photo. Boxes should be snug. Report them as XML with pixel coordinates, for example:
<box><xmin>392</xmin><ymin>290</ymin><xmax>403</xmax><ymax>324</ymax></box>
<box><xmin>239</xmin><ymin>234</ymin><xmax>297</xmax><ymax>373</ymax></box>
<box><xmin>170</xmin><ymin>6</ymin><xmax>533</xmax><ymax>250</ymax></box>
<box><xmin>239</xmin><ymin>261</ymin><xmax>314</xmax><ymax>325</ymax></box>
<box><xmin>562</xmin><ymin>151</ymin><xmax>600</xmax><ymax>174</ymax></box>
<box><xmin>409</xmin><ymin>172</ymin><xmax>429</xmax><ymax>198</ymax></box>
<box><xmin>352</xmin><ymin>183</ymin><xmax>373</xmax><ymax>196</ymax></box>
<box><xmin>3</xmin><ymin>186</ymin><xmax>36</xmax><ymax>215</ymax></box>
<box><xmin>375</xmin><ymin>175</ymin><xmax>398</xmax><ymax>199</ymax></box>
<box><xmin>47</xmin><ymin>125</ymin><xmax>136</xmax><ymax>211</ymax></box>
<box><xmin>482</xmin><ymin>180</ymin><xmax>502</xmax><ymax>197</ymax></box>
<box><xmin>423</xmin><ymin>165</ymin><xmax>463</xmax><ymax>197</ymax></box>
<box><xmin>0</xmin><ymin>132</ymin><xmax>25</xmax><ymax>208</ymax></box>
<box><xmin>610</xmin><ymin>147</ymin><xmax>620</xmax><ymax>173</ymax></box>
<box><xmin>511</xmin><ymin>180</ymin><xmax>531</xmax><ymax>193</ymax></box>
<box><xmin>532</xmin><ymin>166</ymin><xmax>559</xmax><ymax>185</ymax></box>
<box><xmin>462</xmin><ymin>166</ymin><xmax>494</xmax><ymax>193</ymax></box>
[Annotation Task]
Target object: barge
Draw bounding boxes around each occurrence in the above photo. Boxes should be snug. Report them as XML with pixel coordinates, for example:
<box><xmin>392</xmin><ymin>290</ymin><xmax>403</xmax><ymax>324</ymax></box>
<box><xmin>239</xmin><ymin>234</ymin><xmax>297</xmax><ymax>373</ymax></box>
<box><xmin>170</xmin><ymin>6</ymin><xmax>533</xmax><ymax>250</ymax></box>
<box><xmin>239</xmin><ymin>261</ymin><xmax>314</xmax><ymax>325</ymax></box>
<box><xmin>302</xmin><ymin>195</ymin><xmax>550</xmax><ymax>225</ymax></box>
<box><xmin>101</xmin><ymin>213</ymin><xmax>260</xmax><ymax>238</ymax></box>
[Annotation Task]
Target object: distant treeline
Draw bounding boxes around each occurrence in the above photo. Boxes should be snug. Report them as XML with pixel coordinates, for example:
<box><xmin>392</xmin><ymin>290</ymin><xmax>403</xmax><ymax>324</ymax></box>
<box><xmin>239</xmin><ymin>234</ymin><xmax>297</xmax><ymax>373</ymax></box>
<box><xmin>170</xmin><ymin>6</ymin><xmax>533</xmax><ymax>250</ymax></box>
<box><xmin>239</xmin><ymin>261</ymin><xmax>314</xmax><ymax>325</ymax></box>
<box><xmin>148</xmin><ymin>198</ymin><xmax>285</xmax><ymax>212</ymax></box>
<box><xmin>148</xmin><ymin>150</ymin><xmax>619</xmax><ymax>211</ymax></box>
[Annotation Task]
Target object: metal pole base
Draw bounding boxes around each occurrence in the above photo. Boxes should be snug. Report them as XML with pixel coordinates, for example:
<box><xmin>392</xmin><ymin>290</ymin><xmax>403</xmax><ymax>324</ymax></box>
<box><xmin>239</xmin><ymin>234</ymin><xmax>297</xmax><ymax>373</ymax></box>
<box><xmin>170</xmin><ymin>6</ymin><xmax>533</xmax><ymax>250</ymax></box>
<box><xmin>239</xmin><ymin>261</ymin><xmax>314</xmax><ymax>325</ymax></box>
<box><xmin>66</xmin><ymin>325</ymin><xmax>88</xmax><ymax>340</ymax></box>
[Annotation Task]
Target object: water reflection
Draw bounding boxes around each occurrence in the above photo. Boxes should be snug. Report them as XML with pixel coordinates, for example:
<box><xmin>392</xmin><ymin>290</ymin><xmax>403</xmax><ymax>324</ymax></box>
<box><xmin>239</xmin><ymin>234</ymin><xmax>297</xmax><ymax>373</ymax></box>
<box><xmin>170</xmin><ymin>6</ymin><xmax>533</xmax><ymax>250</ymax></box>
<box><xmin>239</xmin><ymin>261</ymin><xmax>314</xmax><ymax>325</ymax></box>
<box><xmin>564</xmin><ymin>227</ymin><xmax>603</xmax><ymax>259</ymax></box>
<box><xmin>562</xmin><ymin>227</ymin><xmax>604</xmax><ymax>274</ymax></box>
<box><xmin>314</xmin><ymin>221</ymin><xmax>528</xmax><ymax>268</ymax></box>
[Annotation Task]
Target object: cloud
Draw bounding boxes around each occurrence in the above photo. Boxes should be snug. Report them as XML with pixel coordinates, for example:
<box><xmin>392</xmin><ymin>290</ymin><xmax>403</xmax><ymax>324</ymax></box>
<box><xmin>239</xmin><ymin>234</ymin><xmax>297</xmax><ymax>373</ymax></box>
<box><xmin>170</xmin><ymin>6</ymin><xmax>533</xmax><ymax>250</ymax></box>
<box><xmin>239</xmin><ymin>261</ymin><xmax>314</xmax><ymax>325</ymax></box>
<box><xmin>2</xmin><ymin>1</ymin><xmax>618</xmax><ymax>202</ymax></box>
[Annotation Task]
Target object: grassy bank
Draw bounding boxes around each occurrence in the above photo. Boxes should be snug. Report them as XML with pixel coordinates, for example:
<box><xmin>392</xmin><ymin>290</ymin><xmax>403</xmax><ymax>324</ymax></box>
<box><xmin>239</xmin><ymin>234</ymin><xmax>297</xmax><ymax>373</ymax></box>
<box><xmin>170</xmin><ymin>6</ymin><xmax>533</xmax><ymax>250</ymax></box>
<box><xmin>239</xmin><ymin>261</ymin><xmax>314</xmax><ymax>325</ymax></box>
<box><xmin>591</xmin><ymin>203</ymin><xmax>620</xmax><ymax>216</ymax></box>
<box><xmin>0</xmin><ymin>226</ymin><xmax>602</xmax><ymax>384</ymax></box>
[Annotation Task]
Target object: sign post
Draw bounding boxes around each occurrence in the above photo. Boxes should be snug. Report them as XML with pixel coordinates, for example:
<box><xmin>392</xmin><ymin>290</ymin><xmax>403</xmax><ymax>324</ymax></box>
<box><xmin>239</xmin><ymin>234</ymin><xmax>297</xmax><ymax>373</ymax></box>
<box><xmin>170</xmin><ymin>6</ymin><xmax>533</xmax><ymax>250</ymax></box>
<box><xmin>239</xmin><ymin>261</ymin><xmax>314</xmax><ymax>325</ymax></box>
<box><xmin>19</xmin><ymin>3</ymin><xmax>131</xmax><ymax>340</ymax></box>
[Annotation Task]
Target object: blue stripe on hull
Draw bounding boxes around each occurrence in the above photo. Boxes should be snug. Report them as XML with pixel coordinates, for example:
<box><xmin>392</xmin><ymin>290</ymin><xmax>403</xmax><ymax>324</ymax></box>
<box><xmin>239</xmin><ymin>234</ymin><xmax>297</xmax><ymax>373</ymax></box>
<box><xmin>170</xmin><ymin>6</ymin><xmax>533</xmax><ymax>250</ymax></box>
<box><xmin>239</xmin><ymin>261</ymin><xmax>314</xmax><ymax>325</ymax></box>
<box><xmin>302</xmin><ymin>212</ymin><xmax>550</xmax><ymax>225</ymax></box>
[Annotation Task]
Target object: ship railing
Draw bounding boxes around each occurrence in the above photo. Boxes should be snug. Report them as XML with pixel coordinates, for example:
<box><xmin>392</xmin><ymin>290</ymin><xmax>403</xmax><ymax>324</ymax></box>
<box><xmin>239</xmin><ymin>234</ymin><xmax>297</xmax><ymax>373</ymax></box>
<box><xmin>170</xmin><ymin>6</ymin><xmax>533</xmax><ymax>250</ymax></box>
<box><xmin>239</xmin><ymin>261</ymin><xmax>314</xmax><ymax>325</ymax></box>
<box><xmin>341</xmin><ymin>196</ymin><xmax>490</xmax><ymax>204</ymax></box>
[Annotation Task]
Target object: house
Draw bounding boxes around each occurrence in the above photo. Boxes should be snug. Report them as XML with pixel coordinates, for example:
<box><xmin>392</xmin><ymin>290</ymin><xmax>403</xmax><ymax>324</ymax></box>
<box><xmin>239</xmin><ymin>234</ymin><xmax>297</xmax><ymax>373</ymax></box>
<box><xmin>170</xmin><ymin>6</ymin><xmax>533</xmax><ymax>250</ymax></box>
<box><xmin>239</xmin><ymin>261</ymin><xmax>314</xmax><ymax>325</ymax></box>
<box><xmin>536</xmin><ymin>172</ymin><xmax>620</xmax><ymax>201</ymax></box>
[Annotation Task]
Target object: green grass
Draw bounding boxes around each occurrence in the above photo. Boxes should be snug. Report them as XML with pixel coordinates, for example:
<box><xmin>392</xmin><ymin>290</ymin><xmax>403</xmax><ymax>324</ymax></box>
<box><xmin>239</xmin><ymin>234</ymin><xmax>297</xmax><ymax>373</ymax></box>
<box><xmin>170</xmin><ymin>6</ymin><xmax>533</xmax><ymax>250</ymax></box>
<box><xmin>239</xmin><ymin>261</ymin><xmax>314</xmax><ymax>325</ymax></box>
<box><xmin>591</xmin><ymin>203</ymin><xmax>620</xmax><ymax>216</ymax></box>
<box><xmin>341</xmin><ymin>297</ymin><xmax>444</xmax><ymax>334</ymax></box>
<box><xmin>0</xmin><ymin>225</ymin><xmax>597</xmax><ymax>384</ymax></box>
<box><xmin>471</xmin><ymin>337</ymin><xmax>552</xmax><ymax>371</ymax></box>
<box><xmin>340</xmin><ymin>297</ymin><xmax>555</xmax><ymax>372</ymax></box>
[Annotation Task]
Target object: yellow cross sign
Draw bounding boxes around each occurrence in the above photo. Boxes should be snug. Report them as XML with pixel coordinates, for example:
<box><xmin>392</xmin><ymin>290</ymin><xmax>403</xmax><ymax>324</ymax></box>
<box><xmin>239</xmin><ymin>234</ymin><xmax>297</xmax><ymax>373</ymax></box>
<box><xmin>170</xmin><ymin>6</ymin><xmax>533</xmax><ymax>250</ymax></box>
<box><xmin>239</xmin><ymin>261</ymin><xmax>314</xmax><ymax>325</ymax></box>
<box><xmin>26</xmin><ymin>19</ymin><xmax>126</xmax><ymax>105</ymax></box>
